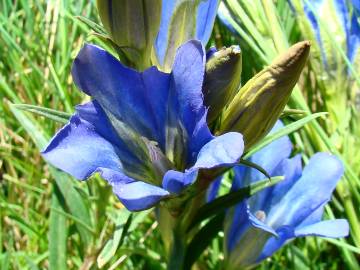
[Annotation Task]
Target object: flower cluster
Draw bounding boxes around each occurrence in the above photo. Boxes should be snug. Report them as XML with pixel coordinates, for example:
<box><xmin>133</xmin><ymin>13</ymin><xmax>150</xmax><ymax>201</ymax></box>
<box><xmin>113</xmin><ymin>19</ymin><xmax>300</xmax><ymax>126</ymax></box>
<box><xmin>41</xmin><ymin>0</ymin><xmax>349</xmax><ymax>268</ymax></box>
<box><xmin>209</xmin><ymin>122</ymin><xmax>348</xmax><ymax>268</ymax></box>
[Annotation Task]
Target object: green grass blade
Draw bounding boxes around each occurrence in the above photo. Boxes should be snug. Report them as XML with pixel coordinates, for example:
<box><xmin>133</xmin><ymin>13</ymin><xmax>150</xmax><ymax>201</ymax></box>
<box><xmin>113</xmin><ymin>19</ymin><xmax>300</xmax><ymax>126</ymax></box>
<box><xmin>49</xmin><ymin>187</ymin><xmax>67</xmax><ymax>270</ymax></box>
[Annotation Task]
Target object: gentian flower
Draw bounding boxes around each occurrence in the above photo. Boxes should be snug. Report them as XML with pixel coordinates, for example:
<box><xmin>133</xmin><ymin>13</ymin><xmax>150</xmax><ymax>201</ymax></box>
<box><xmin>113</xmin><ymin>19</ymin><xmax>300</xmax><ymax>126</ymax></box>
<box><xmin>210</xmin><ymin>122</ymin><xmax>349</xmax><ymax>269</ymax></box>
<box><xmin>42</xmin><ymin>40</ymin><xmax>244</xmax><ymax>212</ymax></box>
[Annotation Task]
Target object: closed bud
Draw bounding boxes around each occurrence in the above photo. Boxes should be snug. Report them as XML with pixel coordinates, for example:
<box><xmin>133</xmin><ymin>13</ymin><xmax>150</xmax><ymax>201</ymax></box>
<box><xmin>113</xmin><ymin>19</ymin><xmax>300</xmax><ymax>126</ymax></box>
<box><xmin>219</xmin><ymin>41</ymin><xmax>311</xmax><ymax>149</ymax></box>
<box><xmin>96</xmin><ymin>0</ymin><xmax>161</xmax><ymax>70</ymax></box>
<box><xmin>203</xmin><ymin>45</ymin><xmax>242</xmax><ymax>123</ymax></box>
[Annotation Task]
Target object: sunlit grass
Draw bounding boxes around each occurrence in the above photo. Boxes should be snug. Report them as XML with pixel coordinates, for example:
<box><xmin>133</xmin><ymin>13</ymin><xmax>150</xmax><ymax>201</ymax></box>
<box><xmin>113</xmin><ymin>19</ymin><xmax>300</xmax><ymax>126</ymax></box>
<box><xmin>0</xmin><ymin>0</ymin><xmax>359</xmax><ymax>269</ymax></box>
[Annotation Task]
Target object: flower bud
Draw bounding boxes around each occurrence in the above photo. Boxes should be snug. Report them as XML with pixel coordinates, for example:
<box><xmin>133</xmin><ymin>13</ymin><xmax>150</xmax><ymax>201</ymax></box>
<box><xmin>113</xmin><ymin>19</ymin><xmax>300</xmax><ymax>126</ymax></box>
<box><xmin>96</xmin><ymin>0</ymin><xmax>161</xmax><ymax>70</ymax></box>
<box><xmin>219</xmin><ymin>41</ymin><xmax>311</xmax><ymax>149</ymax></box>
<box><xmin>203</xmin><ymin>45</ymin><xmax>242</xmax><ymax>123</ymax></box>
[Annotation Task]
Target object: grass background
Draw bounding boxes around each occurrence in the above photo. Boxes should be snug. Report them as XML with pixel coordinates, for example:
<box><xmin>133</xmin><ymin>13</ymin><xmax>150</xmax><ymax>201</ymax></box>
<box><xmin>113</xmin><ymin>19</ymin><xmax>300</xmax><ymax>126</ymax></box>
<box><xmin>0</xmin><ymin>0</ymin><xmax>359</xmax><ymax>269</ymax></box>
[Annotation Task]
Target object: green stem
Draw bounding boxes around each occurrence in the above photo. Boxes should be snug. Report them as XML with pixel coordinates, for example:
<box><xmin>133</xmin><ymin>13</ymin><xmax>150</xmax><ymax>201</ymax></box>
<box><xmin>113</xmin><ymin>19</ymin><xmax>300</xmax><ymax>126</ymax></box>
<box><xmin>167</xmin><ymin>227</ymin><xmax>187</xmax><ymax>270</ymax></box>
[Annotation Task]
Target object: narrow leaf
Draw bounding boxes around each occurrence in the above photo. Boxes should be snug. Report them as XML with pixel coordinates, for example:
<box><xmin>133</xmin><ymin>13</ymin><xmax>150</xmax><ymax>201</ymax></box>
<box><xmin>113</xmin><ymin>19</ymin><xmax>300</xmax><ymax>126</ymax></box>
<box><xmin>97</xmin><ymin>212</ymin><xmax>132</xmax><ymax>268</ymax></box>
<box><xmin>13</xmin><ymin>104</ymin><xmax>71</xmax><ymax>124</ymax></box>
<box><xmin>239</xmin><ymin>158</ymin><xmax>271</xmax><ymax>180</ymax></box>
<box><xmin>184</xmin><ymin>213</ymin><xmax>225</xmax><ymax>269</ymax></box>
<box><xmin>244</xmin><ymin>112</ymin><xmax>327</xmax><ymax>159</ymax></box>
<box><xmin>49</xmin><ymin>186</ymin><xmax>67</xmax><ymax>270</ymax></box>
<box><xmin>75</xmin><ymin>15</ymin><xmax>107</xmax><ymax>35</ymax></box>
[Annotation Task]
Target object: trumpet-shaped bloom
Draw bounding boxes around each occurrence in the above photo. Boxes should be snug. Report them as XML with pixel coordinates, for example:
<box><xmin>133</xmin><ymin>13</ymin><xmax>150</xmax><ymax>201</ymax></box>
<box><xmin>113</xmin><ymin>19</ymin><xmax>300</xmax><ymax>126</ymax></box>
<box><xmin>154</xmin><ymin>0</ymin><xmax>220</xmax><ymax>71</ymax></box>
<box><xmin>42</xmin><ymin>40</ymin><xmax>244</xmax><ymax>211</ymax></box>
<box><xmin>210</xmin><ymin>122</ymin><xmax>348</xmax><ymax>269</ymax></box>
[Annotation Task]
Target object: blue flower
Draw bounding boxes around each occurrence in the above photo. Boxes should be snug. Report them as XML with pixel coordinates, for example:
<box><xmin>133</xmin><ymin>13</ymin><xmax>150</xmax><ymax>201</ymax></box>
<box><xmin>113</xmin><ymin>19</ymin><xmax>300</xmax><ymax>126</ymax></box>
<box><xmin>210</xmin><ymin>122</ymin><xmax>349</xmax><ymax>269</ymax></box>
<box><xmin>302</xmin><ymin>0</ymin><xmax>360</xmax><ymax>68</ymax></box>
<box><xmin>42</xmin><ymin>40</ymin><xmax>244</xmax><ymax>211</ymax></box>
<box><xmin>154</xmin><ymin>0</ymin><xmax>220</xmax><ymax>71</ymax></box>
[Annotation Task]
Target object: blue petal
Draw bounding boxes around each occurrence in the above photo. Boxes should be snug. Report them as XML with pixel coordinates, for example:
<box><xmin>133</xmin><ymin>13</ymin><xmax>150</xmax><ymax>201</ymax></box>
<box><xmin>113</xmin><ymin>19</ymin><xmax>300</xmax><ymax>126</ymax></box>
<box><xmin>348</xmin><ymin>14</ymin><xmax>360</xmax><ymax>63</ymax></box>
<box><xmin>264</xmin><ymin>155</ymin><xmax>303</xmax><ymax>212</ymax></box>
<box><xmin>303</xmin><ymin>0</ymin><xmax>328</xmax><ymax>64</ymax></box>
<box><xmin>206</xmin><ymin>176</ymin><xmax>222</xmax><ymax>202</ymax></box>
<box><xmin>233</xmin><ymin>121</ymin><xmax>292</xmax><ymax>187</ymax></box>
<box><xmin>206</xmin><ymin>47</ymin><xmax>217</xmax><ymax>60</ymax></box>
<box><xmin>72</xmin><ymin>44</ymin><xmax>170</xmax><ymax>149</ymax></box>
<box><xmin>353</xmin><ymin>0</ymin><xmax>360</xmax><ymax>12</ymax></box>
<box><xmin>154</xmin><ymin>0</ymin><xmax>219</xmax><ymax>69</ymax></box>
<box><xmin>248</xmin><ymin>121</ymin><xmax>292</xmax><ymax>180</ymax></box>
<box><xmin>72</xmin><ymin>41</ymin><xmax>212</xmax><ymax>170</ymax></box>
<box><xmin>75</xmin><ymin>101</ymin><xmax>156</xmax><ymax>182</ymax></box>
<box><xmin>193</xmin><ymin>132</ymin><xmax>244</xmax><ymax>169</ymax></box>
<box><xmin>266</xmin><ymin>153</ymin><xmax>344</xmax><ymax>229</ymax></box>
<box><xmin>295</xmin><ymin>219</ymin><xmax>349</xmax><ymax>238</ymax></box>
<box><xmin>258</xmin><ymin>219</ymin><xmax>349</xmax><ymax>261</ymax></box>
<box><xmin>105</xmin><ymin>169</ymin><xmax>170</xmax><ymax>211</ymax></box>
<box><xmin>257</xmin><ymin>226</ymin><xmax>295</xmax><ymax>262</ymax></box>
<box><xmin>334</xmin><ymin>0</ymin><xmax>350</xmax><ymax>36</ymax></box>
<box><xmin>163</xmin><ymin>132</ymin><xmax>243</xmax><ymax>194</ymax></box>
<box><xmin>167</xmin><ymin>40</ymin><xmax>213</xmax><ymax>166</ymax></box>
<box><xmin>195</xmin><ymin>0</ymin><xmax>220</xmax><ymax>43</ymax></box>
<box><xmin>75</xmin><ymin>101</ymin><xmax>144</xmax><ymax>172</ymax></box>
<box><xmin>232</xmin><ymin>121</ymin><xmax>292</xmax><ymax>211</ymax></box>
<box><xmin>225</xmin><ymin>201</ymin><xmax>276</xmax><ymax>255</ymax></box>
<box><xmin>42</xmin><ymin>115</ymin><xmax>123</xmax><ymax>180</ymax></box>
<box><xmin>162</xmin><ymin>169</ymin><xmax>198</xmax><ymax>194</ymax></box>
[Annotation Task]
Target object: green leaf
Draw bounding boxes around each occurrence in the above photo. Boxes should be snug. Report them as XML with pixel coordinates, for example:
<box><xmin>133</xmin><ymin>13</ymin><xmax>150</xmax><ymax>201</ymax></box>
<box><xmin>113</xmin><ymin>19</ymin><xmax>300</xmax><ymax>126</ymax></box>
<box><xmin>244</xmin><ymin>112</ymin><xmax>327</xmax><ymax>159</ymax></box>
<box><xmin>13</xmin><ymin>104</ymin><xmax>71</xmax><ymax>124</ymax></box>
<box><xmin>97</xmin><ymin>212</ymin><xmax>132</xmax><ymax>268</ymax></box>
<box><xmin>239</xmin><ymin>158</ymin><xmax>271</xmax><ymax>180</ymax></box>
<box><xmin>119</xmin><ymin>213</ymin><xmax>133</xmax><ymax>247</ymax></box>
<box><xmin>280</xmin><ymin>109</ymin><xmax>307</xmax><ymax>118</ymax></box>
<box><xmin>75</xmin><ymin>15</ymin><xmax>107</xmax><ymax>35</ymax></box>
<box><xmin>184</xmin><ymin>213</ymin><xmax>225</xmax><ymax>270</ymax></box>
<box><xmin>49</xmin><ymin>186</ymin><xmax>67</xmax><ymax>270</ymax></box>
<box><xmin>187</xmin><ymin>176</ymin><xmax>284</xmax><ymax>231</ymax></box>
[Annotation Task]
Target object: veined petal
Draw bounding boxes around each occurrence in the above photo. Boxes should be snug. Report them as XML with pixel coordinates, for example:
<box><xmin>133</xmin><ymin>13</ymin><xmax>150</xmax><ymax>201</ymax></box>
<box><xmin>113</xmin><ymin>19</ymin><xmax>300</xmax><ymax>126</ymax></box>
<box><xmin>72</xmin><ymin>44</ymin><xmax>170</xmax><ymax>148</ymax></box>
<box><xmin>163</xmin><ymin>132</ymin><xmax>243</xmax><ymax>194</ymax></box>
<box><xmin>265</xmin><ymin>155</ymin><xmax>303</xmax><ymax>212</ymax></box>
<box><xmin>233</xmin><ymin>121</ymin><xmax>292</xmax><ymax>188</ymax></box>
<box><xmin>232</xmin><ymin>121</ymin><xmax>292</xmax><ymax>210</ymax></box>
<box><xmin>257</xmin><ymin>226</ymin><xmax>294</xmax><ymax>262</ymax></box>
<box><xmin>75</xmin><ymin>101</ymin><xmax>157</xmax><ymax>182</ymax></box>
<box><xmin>166</xmin><ymin>40</ymin><xmax>212</xmax><ymax>167</ymax></box>
<box><xmin>154</xmin><ymin>0</ymin><xmax>219</xmax><ymax>70</ymax></box>
<box><xmin>162</xmin><ymin>169</ymin><xmax>198</xmax><ymax>194</ymax></box>
<box><xmin>295</xmin><ymin>219</ymin><xmax>349</xmax><ymax>238</ymax></box>
<box><xmin>195</xmin><ymin>0</ymin><xmax>220</xmax><ymax>43</ymax></box>
<box><xmin>102</xmin><ymin>168</ymin><xmax>170</xmax><ymax>211</ymax></box>
<box><xmin>71</xmin><ymin>41</ymin><xmax>212</xmax><ymax>180</ymax></box>
<box><xmin>193</xmin><ymin>132</ymin><xmax>244</xmax><ymax>169</ymax></box>
<box><xmin>42</xmin><ymin>115</ymin><xmax>123</xmax><ymax>180</ymax></box>
<box><xmin>266</xmin><ymin>153</ymin><xmax>344</xmax><ymax>229</ymax></box>
<box><xmin>258</xmin><ymin>219</ymin><xmax>349</xmax><ymax>261</ymax></box>
<box><xmin>76</xmin><ymin>101</ymin><xmax>141</xmax><ymax>167</ymax></box>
